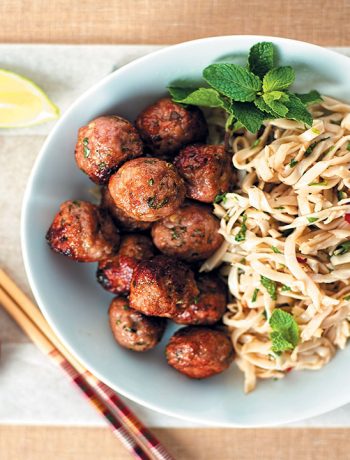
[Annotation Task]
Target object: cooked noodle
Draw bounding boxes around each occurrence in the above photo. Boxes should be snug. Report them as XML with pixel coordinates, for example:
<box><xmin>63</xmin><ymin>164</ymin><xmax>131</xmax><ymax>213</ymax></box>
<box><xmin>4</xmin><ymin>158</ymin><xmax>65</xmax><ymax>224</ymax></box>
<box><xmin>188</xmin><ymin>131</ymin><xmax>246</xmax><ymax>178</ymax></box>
<box><xmin>202</xmin><ymin>96</ymin><xmax>350</xmax><ymax>393</ymax></box>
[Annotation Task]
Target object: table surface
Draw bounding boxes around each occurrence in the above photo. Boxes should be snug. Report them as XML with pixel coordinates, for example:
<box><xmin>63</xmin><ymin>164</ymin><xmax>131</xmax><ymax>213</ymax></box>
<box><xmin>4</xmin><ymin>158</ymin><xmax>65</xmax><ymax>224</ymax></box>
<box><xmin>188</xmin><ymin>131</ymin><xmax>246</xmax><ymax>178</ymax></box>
<box><xmin>1</xmin><ymin>0</ymin><xmax>350</xmax><ymax>46</ymax></box>
<box><xmin>1</xmin><ymin>3</ymin><xmax>350</xmax><ymax>458</ymax></box>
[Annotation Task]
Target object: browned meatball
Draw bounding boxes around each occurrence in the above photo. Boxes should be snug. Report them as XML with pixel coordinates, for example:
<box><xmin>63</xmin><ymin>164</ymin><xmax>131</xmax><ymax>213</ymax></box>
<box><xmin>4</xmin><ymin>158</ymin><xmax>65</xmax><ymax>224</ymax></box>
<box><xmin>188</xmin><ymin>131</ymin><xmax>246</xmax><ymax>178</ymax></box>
<box><xmin>109</xmin><ymin>297</ymin><xmax>166</xmax><ymax>352</ymax></box>
<box><xmin>166</xmin><ymin>326</ymin><xmax>234</xmax><ymax>379</ymax></box>
<box><xmin>46</xmin><ymin>200</ymin><xmax>119</xmax><ymax>262</ymax></box>
<box><xmin>75</xmin><ymin>115</ymin><xmax>143</xmax><ymax>184</ymax></box>
<box><xmin>173</xmin><ymin>274</ymin><xmax>227</xmax><ymax>325</ymax></box>
<box><xmin>97</xmin><ymin>234</ymin><xmax>155</xmax><ymax>295</ymax></box>
<box><xmin>135</xmin><ymin>98</ymin><xmax>208</xmax><ymax>157</ymax></box>
<box><xmin>151</xmin><ymin>202</ymin><xmax>223</xmax><ymax>261</ymax></box>
<box><xmin>174</xmin><ymin>144</ymin><xmax>234</xmax><ymax>203</ymax></box>
<box><xmin>129</xmin><ymin>255</ymin><xmax>199</xmax><ymax>317</ymax></box>
<box><xmin>108</xmin><ymin>158</ymin><xmax>185</xmax><ymax>222</ymax></box>
<box><xmin>101</xmin><ymin>186</ymin><xmax>151</xmax><ymax>232</ymax></box>
<box><xmin>119</xmin><ymin>234</ymin><xmax>155</xmax><ymax>259</ymax></box>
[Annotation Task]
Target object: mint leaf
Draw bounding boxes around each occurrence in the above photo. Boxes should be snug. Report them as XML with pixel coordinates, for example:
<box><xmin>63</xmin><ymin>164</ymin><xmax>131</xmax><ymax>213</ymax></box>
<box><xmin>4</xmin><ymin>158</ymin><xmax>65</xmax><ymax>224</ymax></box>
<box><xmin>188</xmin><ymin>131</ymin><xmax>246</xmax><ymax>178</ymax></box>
<box><xmin>270</xmin><ymin>331</ymin><xmax>294</xmax><ymax>353</ymax></box>
<box><xmin>203</xmin><ymin>63</ymin><xmax>262</xmax><ymax>102</ymax></box>
<box><xmin>235</xmin><ymin>214</ymin><xmax>247</xmax><ymax>242</ymax></box>
<box><xmin>305</xmin><ymin>137</ymin><xmax>330</xmax><ymax>157</ymax></box>
<box><xmin>263</xmin><ymin>66</ymin><xmax>295</xmax><ymax>92</ymax></box>
<box><xmin>267</xmin><ymin>91</ymin><xmax>290</xmax><ymax>102</ymax></box>
<box><xmin>269</xmin><ymin>309</ymin><xmax>299</xmax><ymax>353</ymax></box>
<box><xmin>168</xmin><ymin>87</ymin><xmax>230</xmax><ymax>111</ymax></box>
<box><xmin>252</xmin><ymin>288</ymin><xmax>259</xmax><ymax>302</ymax></box>
<box><xmin>248</xmin><ymin>42</ymin><xmax>275</xmax><ymax>78</ymax></box>
<box><xmin>271</xmin><ymin>246</ymin><xmax>282</xmax><ymax>254</ymax></box>
<box><xmin>254</xmin><ymin>97</ymin><xmax>280</xmax><ymax>118</ymax></box>
<box><xmin>260</xmin><ymin>275</ymin><xmax>277</xmax><ymax>301</ymax></box>
<box><xmin>284</xmin><ymin>93</ymin><xmax>313</xmax><ymax>127</ymax></box>
<box><xmin>214</xmin><ymin>192</ymin><xmax>227</xmax><ymax>204</ymax></box>
<box><xmin>263</xmin><ymin>93</ymin><xmax>288</xmax><ymax>117</ymax></box>
<box><xmin>296</xmin><ymin>90</ymin><xmax>322</xmax><ymax>105</ymax></box>
<box><xmin>270</xmin><ymin>331</ymin><xmax>295</xmax><ymax>354</ymax></box>
<box><xmin>281</xmin><ymin>285</ymin><xmax>291</xmax><ymax>292</ymax></box>
<box><xmin>168</xmin><ymin>86</ymin><xmax>197</xmax><ymax>100</ymax></box>
<box><xmin>231</xmin><ymin>102</ymin><xmax>265</xmax><ymax>133</ymax></box>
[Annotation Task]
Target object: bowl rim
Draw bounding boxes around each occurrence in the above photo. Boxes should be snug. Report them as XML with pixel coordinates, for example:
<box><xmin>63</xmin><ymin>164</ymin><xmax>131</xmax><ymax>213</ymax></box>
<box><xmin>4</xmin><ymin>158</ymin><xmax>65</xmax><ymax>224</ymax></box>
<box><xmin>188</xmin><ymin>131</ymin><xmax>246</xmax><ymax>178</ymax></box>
<box><xmin>21</xmin><ymin>35</ymin><xmax>350</xmax><ymax>427</ymax></box>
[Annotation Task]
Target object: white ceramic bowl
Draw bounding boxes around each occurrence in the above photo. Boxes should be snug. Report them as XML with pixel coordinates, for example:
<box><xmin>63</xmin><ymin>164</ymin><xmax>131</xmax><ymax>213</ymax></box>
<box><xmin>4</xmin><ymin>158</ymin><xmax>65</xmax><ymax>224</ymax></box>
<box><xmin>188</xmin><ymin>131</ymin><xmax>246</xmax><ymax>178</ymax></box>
<box><xmin>22</xmin><ymin>36</ymin><xmax>350</xmax><ymax>427</ymax></box>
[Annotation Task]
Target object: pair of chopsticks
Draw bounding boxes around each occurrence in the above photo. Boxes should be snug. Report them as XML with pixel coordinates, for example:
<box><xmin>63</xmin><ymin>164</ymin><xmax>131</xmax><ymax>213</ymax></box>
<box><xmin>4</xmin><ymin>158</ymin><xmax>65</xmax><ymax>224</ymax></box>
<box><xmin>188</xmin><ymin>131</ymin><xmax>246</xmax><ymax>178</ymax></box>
<box><xmin>0</xmin><ymin>269</ymin><xmax>174</xmax><ymax>460</ymax></box>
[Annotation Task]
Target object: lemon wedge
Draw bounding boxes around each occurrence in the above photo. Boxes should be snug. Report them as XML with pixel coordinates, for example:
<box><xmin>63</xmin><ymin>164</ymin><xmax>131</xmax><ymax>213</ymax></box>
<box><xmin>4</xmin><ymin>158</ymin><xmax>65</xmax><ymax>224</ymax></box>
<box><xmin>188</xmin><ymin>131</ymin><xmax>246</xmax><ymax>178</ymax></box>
<box><xmin>0</xmin><ymin>69</ymin><xmax>59</xmax><ymax>128</ymax></box>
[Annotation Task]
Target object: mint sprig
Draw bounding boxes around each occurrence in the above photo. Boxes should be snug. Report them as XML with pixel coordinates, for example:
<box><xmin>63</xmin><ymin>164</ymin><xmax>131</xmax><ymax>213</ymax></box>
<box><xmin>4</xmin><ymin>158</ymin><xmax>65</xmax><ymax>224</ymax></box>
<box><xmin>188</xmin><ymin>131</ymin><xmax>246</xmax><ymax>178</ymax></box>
<box><xmin>269</xmin><ymin>309</ymin><xmax>299</xmax><ymax>354</ymax></box>
<box><xmin>168</xmin><ymin>41</ymin><xmax>321</xmax><ymax>133</ymax></box>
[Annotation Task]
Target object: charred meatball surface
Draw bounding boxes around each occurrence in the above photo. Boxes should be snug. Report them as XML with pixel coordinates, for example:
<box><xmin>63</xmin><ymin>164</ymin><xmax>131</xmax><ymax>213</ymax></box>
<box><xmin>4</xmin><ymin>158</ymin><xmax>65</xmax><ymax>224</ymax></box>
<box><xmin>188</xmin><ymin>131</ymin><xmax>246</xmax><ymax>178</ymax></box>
<box><xmin>101</xmin><ymin>186</ymin><xmax>151</xmax><ymax>232</ymax></box>
<box><xmin>75</xmin><ymin>115</ymin><xmax>143</xmax><ymax>184</ymax></box>
<box><xmin>109</xmin><ymin>297</ymin><xmax>166</xmax><ymax>352</ymax></box>
<box><xmin>46</xmin><ymin>200</ymin><xmax>119</xmax><ymax>262</ymax></box>
<box><xmin>108</xmin><ymin>158</ymin><xmax>185</xmax><ymax>222</ymax></box>
<box><xmin>135</xmin><ymin>98</ymin><xmax>208</xmax><ymax>157</ymax></box>
<box><xmin>174</xmin><ymin>144</ymin><xmax>234</xmax><ymax>203</ymax></box>
<box><xmin>173</xmin><ymin>274</ymin><xmax>227</xmax><ymax>325</ymax></box>
<box><xmin>129</xmin><ymin>255</ymin><xmax>199</xmax><ymax>317</ymax></box>
<box><xmin>97</xmin><ymin>234</ymin><xmax>155</xmax><ymax>295</ymax></box>
<box><xmin>166</xmin><ymin>326</ymin><xmax>234</xmax><ymax>379</ymax></box>
<box><xmin>151</xmin><ymin>202</ymin><xmax>223</xmax><ymax>261</ymax></box>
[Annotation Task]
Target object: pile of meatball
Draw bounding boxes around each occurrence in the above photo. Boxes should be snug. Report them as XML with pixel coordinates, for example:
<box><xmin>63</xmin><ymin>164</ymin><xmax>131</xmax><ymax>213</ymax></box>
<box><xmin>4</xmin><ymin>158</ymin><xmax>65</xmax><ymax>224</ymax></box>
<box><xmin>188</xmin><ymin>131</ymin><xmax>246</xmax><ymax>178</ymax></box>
<box><xmin>46</xmin><ymin>97</ymin><xmax>235</xmax><ymax>379</ymax></box>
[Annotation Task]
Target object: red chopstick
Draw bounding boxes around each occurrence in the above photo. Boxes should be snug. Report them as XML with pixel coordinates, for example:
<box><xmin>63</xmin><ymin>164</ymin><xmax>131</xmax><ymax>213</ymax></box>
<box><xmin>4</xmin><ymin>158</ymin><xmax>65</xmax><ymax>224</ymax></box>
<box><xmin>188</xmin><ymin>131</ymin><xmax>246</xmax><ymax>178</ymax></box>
<box><xmin>53</xmin><ymin>348</ymin><xmax>152</xmax><ymax>460</ymax></box>
<box><xmin>0</xmin><ymin>269</ymin><xmax>175</xmax><ymax>460</ymax></box>
<box><xmin>84</xmin><ymin>372</ymin><xmax>174</xmax><ymax>460</ymax></box>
